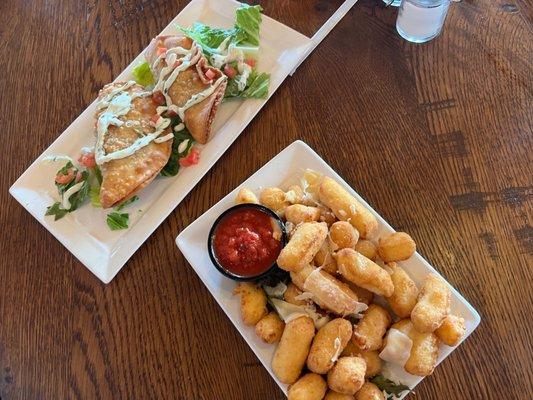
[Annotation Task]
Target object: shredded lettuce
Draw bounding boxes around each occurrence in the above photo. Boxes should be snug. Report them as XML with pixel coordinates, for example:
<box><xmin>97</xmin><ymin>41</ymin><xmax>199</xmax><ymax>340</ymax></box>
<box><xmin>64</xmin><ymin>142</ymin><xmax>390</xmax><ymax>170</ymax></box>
<box><xmin>132</xmin><ymin>61</ymin><xmax>154</xmax><ymax>86</ymax></box>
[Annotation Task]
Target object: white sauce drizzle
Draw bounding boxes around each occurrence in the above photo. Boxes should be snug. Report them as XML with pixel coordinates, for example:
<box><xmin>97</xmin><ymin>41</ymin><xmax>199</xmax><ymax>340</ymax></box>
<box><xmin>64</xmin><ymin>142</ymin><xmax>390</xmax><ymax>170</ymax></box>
<box><xmin>124</xmin><ymin>120</ymin><xmax>141</xmax><ymax>128</ymax></box>
<box><xmin>156</xmin><ymin>106</ymin><xmax>168</xmax><ymax>115</ymax></box>
<box><xmin>94</xmin><ymin>81</ymin><xmax>171</xmax><ymax>165</ymax></box>
<box><xmin>177</xmin><ymin>139</ymin><xmax>189</xmax><ymax>153</ymax></box>
<box><xmin>176</xmin><ymin>76</ymin><xmax>226</xmax><ymax>120</ymax></box>
<box><xmin>236</xmin><ymin>62</ymin><xmax>252</xmax><ymax>91</ymax></box>
<box><xmin>152</xmin><ymin>42</ymin><xmax>226</xmax><ymax>120</ymax></box>
<box><xmin>61</xmin><ymin>181</ymin><xmax>85</xmax><ymax>210</ymax></box>
<box><xmin>154</xmin><ymin>133</ymin><xmax>174</xmax><ymax>144</ymax></box>
<box><xmin>42</xmin><ymin>155</ymin><xmax>74</xmax><ymax>165</ymax></box>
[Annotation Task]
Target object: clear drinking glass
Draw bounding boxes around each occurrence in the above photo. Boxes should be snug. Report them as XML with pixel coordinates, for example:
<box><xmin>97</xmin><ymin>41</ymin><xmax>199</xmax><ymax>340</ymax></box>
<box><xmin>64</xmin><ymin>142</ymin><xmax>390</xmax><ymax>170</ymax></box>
<box><xmin>396</xmin><ymin>0</ymin><xmax>451</xmax><ymax>43</ymax></box>
<box><xmin>383</xmin><ymin>0</ymin><xmax>402</xmax><ymax>6</ymax></box>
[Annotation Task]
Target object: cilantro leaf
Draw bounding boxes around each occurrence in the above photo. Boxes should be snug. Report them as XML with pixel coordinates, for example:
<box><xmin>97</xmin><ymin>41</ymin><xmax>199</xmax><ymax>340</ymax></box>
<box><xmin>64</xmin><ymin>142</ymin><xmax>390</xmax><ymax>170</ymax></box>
<box><xmin>45</xmin><ymin>202</ymin><xmax>69</xmax><ymax>221</ymax></box>
<box><xmin>106</xmin><ymin>212</ymin><xmax>129</xmax><ymax>231</ymax></box>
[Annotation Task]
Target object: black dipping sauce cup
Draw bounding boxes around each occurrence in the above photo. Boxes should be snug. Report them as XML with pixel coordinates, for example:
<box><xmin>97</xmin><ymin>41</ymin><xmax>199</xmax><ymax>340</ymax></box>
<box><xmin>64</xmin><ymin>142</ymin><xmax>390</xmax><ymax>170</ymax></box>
<box><xmin>207</xmin><ymin>204</ymin><xmax>287</xmax><ymax>281</ymax></box>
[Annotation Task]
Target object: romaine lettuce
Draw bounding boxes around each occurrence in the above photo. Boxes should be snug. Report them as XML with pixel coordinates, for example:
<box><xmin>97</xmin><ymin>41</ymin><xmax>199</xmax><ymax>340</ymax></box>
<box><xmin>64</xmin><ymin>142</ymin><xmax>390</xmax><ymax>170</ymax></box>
<box><xmin>235</xmin><ymin>4</ymin><xmax>262</xmax><ymax>46</ymax></box>
<box><xmin>132</xmin><ymin>61</ymin><xmax>154</xmax><ymax>86</ymax></box>
<box><xmin>178</xmin><ymin>3</ymin><xmax>269</xmax><ymax>99</ymax></box>
<box><xmin>225</xmin><ymin>70</ymin><xmax>270</xmax><ymax>99</ymax></box>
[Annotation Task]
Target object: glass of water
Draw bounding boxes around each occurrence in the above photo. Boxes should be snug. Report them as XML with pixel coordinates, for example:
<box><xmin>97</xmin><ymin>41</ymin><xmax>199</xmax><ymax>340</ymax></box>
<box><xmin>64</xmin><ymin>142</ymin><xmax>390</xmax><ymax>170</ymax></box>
<box><xmin>396</xmin><ymin>0</ymin><xmax>452</xmax><ymax>43</ymax></box>
<box><xmin>383</xmin><ymin>0</ymin><xmax>402</xmax><ymax>6</ymax></box>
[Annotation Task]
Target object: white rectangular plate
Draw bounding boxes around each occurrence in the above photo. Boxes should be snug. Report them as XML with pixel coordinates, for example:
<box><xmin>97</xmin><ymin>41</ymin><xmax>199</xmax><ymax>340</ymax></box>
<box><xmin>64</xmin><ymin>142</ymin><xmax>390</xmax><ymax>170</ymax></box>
<box><xmin>9</xmin><ymin>0</ymin><xmax>312</xmax><ymax>283</ymax></box>
<box><xmin>176</xmin><ymin>140</ymin><xmax>481</xmax><ymax>397</ymax></box>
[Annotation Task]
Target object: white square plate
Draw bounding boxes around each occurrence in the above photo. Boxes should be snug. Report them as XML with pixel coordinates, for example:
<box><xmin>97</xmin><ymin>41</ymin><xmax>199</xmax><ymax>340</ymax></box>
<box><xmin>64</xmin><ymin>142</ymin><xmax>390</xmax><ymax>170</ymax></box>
<box><xmin>9</xmin><ymin>0</ymin><xmax>312</xmax><ymax>283</ymax></box>
<box><xmin>176</xmin><ymin>140</ymin><xmax>481</xmax><ymax>397</ymax></box>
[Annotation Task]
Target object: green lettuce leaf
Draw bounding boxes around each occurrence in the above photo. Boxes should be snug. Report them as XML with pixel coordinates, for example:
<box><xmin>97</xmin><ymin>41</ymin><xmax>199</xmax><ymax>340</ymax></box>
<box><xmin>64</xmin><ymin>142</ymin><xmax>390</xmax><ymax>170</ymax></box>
<box><xmin>114</xmin><ymin>195</ymin><xmax>139</xmax><ymax>211</ymax></box>
<box><xmin>92</xmin><ymin>166</ymin><xmax>103</xmax><ymax>185</ymax></box>
<box><xmin>89</xmin><ymin>186</ymin><xmax>101</xmax><ymax>208</ymax></box>
<box><xmin>132</xmin><ymin>61</ymin><xmax>154</xmax><ymax>86</ymax></box>
<box><xmin>46</xmin><ymin>165</ymin><xmax>90</xmax><ymax>220</ymax></box>
<box><xmin>224</xmin><ymin>77</ymin><xmax>241</xmax><ymax>98</ymax></box>
<box><xmin>241</xmin><ymin>71</ymin><xmax>270</xmax><ymax>98</ymax></box>
<box><xmin>55</xmin><ymin>161</ymin><xmax>75</xmax><ymax>195</ymax></box>
<box><xmin>161</xmin><ymin>121</ymin><xmax>195</xmax><ymax>177</ymax></box>
<box><xmin>45</xmin><ymin>202</ymin><xmax>69</xmax><ymax>221</ymax></box>
<box><xmin>181</xmin><ymin>22</ymin><xmax>238</xmax><ymax>49</ymax></box>
<box><xmin>178</xmin><ymin>4</ymin><xmax>267</xmax><ymax>99</ymax></box>
<box><xmin>235</xmin><ymin>4</ymin><xmax>263</xmax><ymax>46</ymax></box>
<box><xmin>106</xmin><ymin>212</ymin><xmax>129</xmax><ymax>231</ymax></box>
<box><xmin>68</xmin><ymin>172</ymin><xmax>90</xmax><ymax>211</ymax></box>
<box><xmin>225</xmin><ymin>70</ymin><xmax>270</xmax><ymax>99</ymax></box>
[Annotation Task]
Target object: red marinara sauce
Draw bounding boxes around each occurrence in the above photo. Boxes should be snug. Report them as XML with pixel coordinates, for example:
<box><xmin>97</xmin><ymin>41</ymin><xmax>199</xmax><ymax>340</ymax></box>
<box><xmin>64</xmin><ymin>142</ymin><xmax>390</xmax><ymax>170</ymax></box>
<box><xmin>212</xmin><ymin>207</ymin><xmax>282</xmax><ymax>277</ymax></box>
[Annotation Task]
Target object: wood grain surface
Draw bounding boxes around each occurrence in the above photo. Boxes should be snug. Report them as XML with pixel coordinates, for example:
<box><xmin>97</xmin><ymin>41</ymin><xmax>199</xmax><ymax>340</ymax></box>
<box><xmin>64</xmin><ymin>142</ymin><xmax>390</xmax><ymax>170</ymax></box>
<box><xmin>1</xmin><ymin>0</ymin><xmax>532</xmax><ymax>399</ymax></box>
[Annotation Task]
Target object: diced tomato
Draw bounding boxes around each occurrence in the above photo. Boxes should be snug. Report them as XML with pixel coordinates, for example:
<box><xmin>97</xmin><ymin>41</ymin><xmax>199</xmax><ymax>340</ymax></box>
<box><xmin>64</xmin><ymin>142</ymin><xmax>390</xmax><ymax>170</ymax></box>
<box><xmin>245</xmin><ymin>58</ymin><xmax>255</xmax><ymax>67</ymax></box>
<box><xmin>156</xmin><ymin>46</ymin><xmax>168</xmax><ymax>56</ymax></box>
<box><xmin>166</xmin><ymin>109</ymin><xmax>178</xmax><ymax>118</ymax></box>
<box><xmin>179</xmin><ymin>148</ymin><xmax>200</xmax><ymax>167</ymax></box>
<box><xmin>150</xmin><ymin>114</ymin><xmax>160</xmax><ymax>124</ymax></box>
<box><xmin>152</xmin><ymin>90</ymin><xmax>165</xmax><ymax>105</ymax></box>
<box><xmin>224</xmin><ymin>64</ymin><xmax>236</xmax><ymax>79</ymax></box>
<box><xmin>78</xmin><ymin>152</ymin><xmax>96</xmax><ymax>168</ymax></box>
<box><xmin>55</xmin><ymin>168</ymin><xmax>75</xmax><ymax>185</ymax></box>
<box><xmin>205</xmin><ymin>69</ymin><xmax>216</xmax><ymax>80</ymax></box>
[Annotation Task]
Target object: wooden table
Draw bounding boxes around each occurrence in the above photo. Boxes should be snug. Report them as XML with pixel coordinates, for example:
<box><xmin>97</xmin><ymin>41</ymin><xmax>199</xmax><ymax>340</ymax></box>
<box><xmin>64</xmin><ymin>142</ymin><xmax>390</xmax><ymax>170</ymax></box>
<box><xmin>1</xmin><ymin>0</ymin><xmax>531</xmax><ymax>399</ymax></box>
